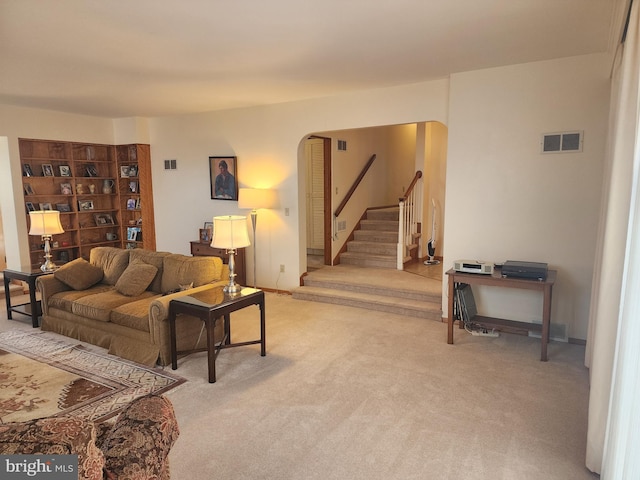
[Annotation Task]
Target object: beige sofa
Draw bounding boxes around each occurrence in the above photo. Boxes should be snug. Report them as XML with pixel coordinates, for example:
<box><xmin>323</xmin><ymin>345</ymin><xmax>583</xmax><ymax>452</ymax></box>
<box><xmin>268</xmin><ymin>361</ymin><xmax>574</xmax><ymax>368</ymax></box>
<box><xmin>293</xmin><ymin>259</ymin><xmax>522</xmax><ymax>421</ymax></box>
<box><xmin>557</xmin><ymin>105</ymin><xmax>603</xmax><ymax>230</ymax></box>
<box><xmin>36</xmin><ymin>247</ymin><xmax>228</xmax><ymax>366</ymax></box>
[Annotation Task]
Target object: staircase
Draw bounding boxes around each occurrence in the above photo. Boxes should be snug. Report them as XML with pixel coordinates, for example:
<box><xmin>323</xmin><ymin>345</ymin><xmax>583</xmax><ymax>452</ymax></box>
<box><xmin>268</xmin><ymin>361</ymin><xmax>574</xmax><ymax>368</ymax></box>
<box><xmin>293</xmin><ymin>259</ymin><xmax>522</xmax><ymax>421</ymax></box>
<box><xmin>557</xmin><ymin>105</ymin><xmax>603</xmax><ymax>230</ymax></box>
<box><xmin>339</xmin><ymin>207</ymin><xmax>418</xmax><ymax>269</ymax></box>
<box><xmin>0</xmin><ymin>272</ymin><xmax>25</xmax><ymax>300</ymax></box>
<box><xmin>292</xmin><ymin>264</ymin><xmax>442</xmax><ymax>320</ymax></box>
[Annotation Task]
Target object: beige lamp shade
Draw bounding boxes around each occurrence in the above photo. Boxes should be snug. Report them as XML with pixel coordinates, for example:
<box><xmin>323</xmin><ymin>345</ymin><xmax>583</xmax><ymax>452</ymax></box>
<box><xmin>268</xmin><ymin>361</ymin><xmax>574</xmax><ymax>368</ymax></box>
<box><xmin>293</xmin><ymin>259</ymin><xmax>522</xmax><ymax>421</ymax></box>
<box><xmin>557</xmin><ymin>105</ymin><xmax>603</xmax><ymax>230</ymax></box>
<box><xmin>211</xmin><ymin>215</ymin><xmax>250</xmax><ymax>249</ymax></box>
<box><xmin>28</xmin><ymin>210</ymin><xmax>64</xmax><ymax>236</ymax></box>
<box><xmin>238</xmin><ymin>188</ymin><xmax>278</xmax><ymax>210</ymax></box>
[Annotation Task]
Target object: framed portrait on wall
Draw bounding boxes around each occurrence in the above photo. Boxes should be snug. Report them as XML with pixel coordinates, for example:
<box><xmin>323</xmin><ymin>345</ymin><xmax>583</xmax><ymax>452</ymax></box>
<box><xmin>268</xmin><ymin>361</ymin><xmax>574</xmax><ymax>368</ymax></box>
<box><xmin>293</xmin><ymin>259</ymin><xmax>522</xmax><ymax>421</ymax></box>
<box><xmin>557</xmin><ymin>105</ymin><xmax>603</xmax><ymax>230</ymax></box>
<box><xmin>209</xmin><ymin>156</ymin><xmax>238</xmax><ymax>200</ymax></box>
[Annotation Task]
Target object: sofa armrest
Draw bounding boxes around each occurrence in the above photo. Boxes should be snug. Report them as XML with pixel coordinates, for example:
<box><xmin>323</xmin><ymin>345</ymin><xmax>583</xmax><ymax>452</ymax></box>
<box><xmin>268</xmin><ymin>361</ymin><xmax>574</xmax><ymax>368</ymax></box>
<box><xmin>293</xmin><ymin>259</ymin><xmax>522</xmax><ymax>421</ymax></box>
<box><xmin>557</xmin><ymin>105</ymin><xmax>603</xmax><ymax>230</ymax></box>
<box><xmin>98</xmin><ymin>394</ymin><xmax>179</xmax><ymax>480</ymax></box>
<box><xmin>148</xmin><ymin>283</ymin><xmax>219</xmax><ymax>331</ymax></box>
<box><xmin>0</xmin><ymin>416</ymin><xmax>105</xmax><ymax>480</ymax></box>
<box><xmin>149</xmin><ymin>281</ymin><xmax>229</xmax><ymax>365</ymax></box>
<box><xmin>36</xmin><ymin>274</ymin><xmax>71</xmax><ymax>316</ymax></box>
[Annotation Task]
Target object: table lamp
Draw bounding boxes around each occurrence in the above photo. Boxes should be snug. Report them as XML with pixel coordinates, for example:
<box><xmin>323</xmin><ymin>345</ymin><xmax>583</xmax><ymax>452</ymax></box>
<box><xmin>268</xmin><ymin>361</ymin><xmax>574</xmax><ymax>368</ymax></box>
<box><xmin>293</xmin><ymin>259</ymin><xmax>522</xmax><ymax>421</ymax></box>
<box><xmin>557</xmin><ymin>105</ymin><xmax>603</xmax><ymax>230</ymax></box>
<box><xmin>211</xmin><ymin>215</ymin><xmax>250</xmax><ymax>294</ymax></box>
<box><xmin>29</xmin><ymin>210</ymin><xmax>65</xmax><ymax>272</ymax></box>
<box><xmin>238</xmin><ymin>188</ymin><xmax>277</xmax><ymax>288</ymax></box>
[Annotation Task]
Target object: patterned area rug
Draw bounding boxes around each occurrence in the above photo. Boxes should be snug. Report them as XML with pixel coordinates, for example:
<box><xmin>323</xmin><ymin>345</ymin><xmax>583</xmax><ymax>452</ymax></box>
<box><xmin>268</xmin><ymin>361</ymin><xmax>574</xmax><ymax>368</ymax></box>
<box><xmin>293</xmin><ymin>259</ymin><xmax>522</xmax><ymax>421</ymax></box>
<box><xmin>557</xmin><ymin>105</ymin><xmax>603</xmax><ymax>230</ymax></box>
<box><xmin>0</xmin><ymin>330</ymin><xmax>185</xmax><ymax>424</ymax></box>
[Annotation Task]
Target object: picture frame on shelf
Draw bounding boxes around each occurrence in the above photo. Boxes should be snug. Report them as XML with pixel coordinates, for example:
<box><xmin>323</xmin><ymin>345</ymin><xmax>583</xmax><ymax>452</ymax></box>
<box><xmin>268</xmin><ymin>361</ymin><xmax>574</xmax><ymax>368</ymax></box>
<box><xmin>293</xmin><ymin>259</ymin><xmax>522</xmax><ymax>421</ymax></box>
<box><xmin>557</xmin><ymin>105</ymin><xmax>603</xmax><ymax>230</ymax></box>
<box><xmin>86</xmin><ymin>164</ymin><xmax>99</xmax><ymax>177</ymax></box>
<box><xmin>209</xmin><ymin>156</ymin><xmax>238</xmax><ymax>200</ymax></box>
<box><xmin>78</xmin><ymin>200</ymin><xmax>94</xmax><ymax>211</ymax></box>
<box><xmin>56</xmin><ymin>203</ymin><xmax>71</xmax><ymax>212</ymax></box>
<box><xmin>199</xmin><ymin>228</ymin><xmax>211</xmax><ymax>244</ymax></box>
<box><xmin>128</xmin><ymin>165</ymin><xmax>138</xmax><ymax>177</ymax></box>
<box><xmin>59</xmin><ymin>165</ymin><xmax>71</xmax><ymax>177</ymax></box>
<box><xmin>94</xmin><ymin>213</ymin><xmax>115</xmax><ymax>226</ymax></box>
<box><xmin>127</xmin><ymin>226</ymin><xmax>141</xmax><ymax>241</ymax></box>
<box><xmin>25</xmin><ymin>202</ymin><xmax>36</xmax><ymax>212</ymax></box>
<box><xmin>42</xmin><ymin>164</ymin><xmax>54</xmax><ymax>177</ymax></box>
<box><xmin>202</xmin><ymin>221</ymin><xmax>213</xmax><ymax>242</ymax></box>
<box><xmin>60</xmin><ymin>183</ymin><xmax>73</xmax><ymax>195</ymax></box>
<box><xmin>126</xmin><ymin>198</ymin><xmax>136</xmax><ymax>210</ymax></box>
<box><xmin>120</xmin><ymin>165</ymin><xmax>131</xmax><ymax>178</ymax></box>
<box><xmin>24</xmin><ymin>183</ymin><xmax>35</xmax><ymax>195</ymax></box>
<box><xmin>38</xmin><ymin>202</ymin><xmax>53</xmax><ymax>211</ymax></box>
<box><xmin>128</xmin><ymin>180</ymin><xmax>138</xmax><ymax>193</ymax></box>
<box><xmin>23</xmin><ymin>164</ymin><xmax>33</xmax><ymax>177</ymax></box>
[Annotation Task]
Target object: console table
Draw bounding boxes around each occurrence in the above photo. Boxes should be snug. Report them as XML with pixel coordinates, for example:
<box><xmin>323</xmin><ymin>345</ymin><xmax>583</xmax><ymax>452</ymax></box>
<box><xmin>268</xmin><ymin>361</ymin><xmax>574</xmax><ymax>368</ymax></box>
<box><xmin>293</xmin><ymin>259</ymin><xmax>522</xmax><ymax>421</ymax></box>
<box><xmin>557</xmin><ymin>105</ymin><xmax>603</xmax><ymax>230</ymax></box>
<box><xmin>169</xmin><ymin>286</ymin><xmax>265</xmax><ymax>383</ymax></box>
<box><xmin>446</xmin><ymin>268</ymin><xmax>557</xmax><ymax>361</ymax></box>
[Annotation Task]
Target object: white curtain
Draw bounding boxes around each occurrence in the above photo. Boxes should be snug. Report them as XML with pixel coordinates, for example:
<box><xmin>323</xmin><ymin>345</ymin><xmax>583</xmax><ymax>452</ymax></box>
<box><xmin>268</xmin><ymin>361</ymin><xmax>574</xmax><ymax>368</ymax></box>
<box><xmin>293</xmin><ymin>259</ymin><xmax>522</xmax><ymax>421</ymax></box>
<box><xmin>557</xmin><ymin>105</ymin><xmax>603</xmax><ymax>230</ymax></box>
<box><xmin>585</xmin><ymin>1</ymin><xmax>640</xmax><ymax>476</ymax></box>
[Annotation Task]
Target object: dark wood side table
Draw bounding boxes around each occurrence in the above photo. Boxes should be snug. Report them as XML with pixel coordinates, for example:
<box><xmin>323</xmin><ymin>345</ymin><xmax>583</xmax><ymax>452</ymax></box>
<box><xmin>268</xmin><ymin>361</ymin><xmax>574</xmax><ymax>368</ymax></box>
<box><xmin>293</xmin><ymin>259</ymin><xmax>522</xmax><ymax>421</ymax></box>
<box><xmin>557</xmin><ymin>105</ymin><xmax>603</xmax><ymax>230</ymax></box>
<box><xmin>190</xmin><ymin>241</ymin><xmax>246</xmax><ymax>287</ymax></box>
<box><xmin>169</xmin><ymin>286</ymin><xmax>265</xmax><ymax>383</ymax></box>
<box><xmin>3</xmin><ymin>266</ymin><xmax>48</xmax><ymax>328</ymax></box>
<box><xmin>446</xmin><ymin>268</ymin><xmax>557</xmax><ymax>361</ymax></box>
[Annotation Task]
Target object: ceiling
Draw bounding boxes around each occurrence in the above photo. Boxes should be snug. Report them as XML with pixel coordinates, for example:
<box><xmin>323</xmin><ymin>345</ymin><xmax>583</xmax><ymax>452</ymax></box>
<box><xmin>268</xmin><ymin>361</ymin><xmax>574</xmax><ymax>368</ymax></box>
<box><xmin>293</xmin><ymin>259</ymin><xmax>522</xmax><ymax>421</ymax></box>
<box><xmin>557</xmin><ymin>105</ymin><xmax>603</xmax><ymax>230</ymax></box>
<box><xmin>0</xmin><ymin>0</ymin><xmax>619</xmax><ymax>118</ymax></box>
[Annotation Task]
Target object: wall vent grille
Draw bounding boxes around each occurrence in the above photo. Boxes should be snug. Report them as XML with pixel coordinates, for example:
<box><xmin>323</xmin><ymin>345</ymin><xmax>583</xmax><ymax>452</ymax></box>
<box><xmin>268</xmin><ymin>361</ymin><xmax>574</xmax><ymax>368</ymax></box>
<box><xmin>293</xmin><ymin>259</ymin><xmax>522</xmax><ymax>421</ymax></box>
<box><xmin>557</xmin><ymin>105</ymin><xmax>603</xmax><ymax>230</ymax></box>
<box><xmin>541</xmin><ymin>131</ymin><xmax>583</xmax><ymax>153</ymax></box>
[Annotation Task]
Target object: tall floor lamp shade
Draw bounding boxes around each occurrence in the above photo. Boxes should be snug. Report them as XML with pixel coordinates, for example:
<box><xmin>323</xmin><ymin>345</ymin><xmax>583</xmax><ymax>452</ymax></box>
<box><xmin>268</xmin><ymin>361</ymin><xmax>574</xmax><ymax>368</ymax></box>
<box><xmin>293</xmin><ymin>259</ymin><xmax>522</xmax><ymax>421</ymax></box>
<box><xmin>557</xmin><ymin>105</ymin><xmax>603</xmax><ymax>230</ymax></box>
<box><xmin>211</xmin><ymin>215</ymin><xmax>250</xmax><ymax>294</ymax></box>
<box><xmin>29</xmin><ymin>210</ymin><xmax>65</xmax><ymax>272</ymax></box>
<box><xmin>238</xmin><ymin>188</ymin><xmax>278</xmax><ymax>288</ymax></box>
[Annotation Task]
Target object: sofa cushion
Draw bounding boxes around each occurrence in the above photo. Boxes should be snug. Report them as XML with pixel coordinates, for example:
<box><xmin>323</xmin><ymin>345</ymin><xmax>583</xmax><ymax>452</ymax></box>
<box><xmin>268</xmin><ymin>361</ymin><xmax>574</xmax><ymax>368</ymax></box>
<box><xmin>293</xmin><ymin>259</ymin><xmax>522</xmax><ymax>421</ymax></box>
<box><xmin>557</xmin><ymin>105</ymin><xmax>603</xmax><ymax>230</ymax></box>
<box><xmin>48</xmin><ymin>284</ymin><xmax>115</xmax><ymax>313</ymax></box>
<box><xmin>90</xmin><ymin>247</ymin><xmax>130</xmax><ymax>285</ymax></box>
<box><xmin>72</xmin><ymin>289</ymin><xmax>156</xmax><ymax>322</ymax></box>
<box><xmin>0</xmin><ymin>416</ymin><xmax>105</xmax><ymax>480</ymax></box>
<box><xmin>111</xmin><ymin>294</ymin><xmax>161</xmax><ymax>332</ymax></box>
<box><xmin>161</xmin><ymin>254</ymin><xmax>223</xmax><ymax>294</ymax></box>
<box><xmin>54</xmin><ymin>258</ymin><xmax>104</xmax><ymax>290</ymax></box>
<box><xmin>129</xmin><ymin>249</ymin><xmax>171</xmax><ymax>293</ymax></box>
<box><xmin>115</xmin><ymin>259</ymin><xmax>158</xmax><ymax>296</ymax></box>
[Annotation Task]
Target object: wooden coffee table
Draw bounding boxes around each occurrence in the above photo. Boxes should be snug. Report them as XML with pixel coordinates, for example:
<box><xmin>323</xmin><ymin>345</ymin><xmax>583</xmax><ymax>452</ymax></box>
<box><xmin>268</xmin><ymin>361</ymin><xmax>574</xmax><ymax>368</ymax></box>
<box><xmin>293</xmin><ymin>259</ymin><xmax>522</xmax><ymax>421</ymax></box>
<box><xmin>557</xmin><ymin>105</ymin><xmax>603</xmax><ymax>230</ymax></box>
<box><xmin>169</xmin><ymin>286</ymin><xmax>265</xmax><ymax>383</ymax></box>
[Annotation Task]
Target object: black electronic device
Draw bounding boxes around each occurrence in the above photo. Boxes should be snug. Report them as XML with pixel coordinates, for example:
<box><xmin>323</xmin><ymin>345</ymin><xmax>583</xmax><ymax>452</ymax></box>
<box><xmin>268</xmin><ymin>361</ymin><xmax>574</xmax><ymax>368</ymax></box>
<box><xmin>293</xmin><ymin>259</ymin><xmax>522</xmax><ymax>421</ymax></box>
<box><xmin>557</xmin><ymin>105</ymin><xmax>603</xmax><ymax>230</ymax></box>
<box><xmin>501</xmin><ymin>260</ymin><xmax>548</xmax><ymax>281</ymax></box>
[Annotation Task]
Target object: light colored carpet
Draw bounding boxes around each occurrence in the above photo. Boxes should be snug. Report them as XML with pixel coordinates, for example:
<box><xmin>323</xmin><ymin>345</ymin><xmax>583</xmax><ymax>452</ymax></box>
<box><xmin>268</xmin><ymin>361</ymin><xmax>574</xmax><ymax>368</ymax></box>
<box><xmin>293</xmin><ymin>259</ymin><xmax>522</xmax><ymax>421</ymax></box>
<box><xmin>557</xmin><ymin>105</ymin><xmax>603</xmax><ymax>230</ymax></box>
<box><xmin>1</xmin><ymin>291</ymin><xmax>596</xmax><ymax>479</ymax></box>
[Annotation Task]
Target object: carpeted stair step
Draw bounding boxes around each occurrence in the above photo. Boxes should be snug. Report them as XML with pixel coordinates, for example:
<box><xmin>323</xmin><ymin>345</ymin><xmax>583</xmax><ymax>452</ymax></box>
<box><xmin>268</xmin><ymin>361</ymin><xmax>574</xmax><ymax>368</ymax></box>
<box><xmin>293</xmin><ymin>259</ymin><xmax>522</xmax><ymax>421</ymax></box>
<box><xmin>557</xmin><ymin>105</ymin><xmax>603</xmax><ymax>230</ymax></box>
<box><xmin>340</xmin><ymin>251</ymin><xmax>397</xmax><ymax>269</ymax></box>
<box><xmin>301</xmin><ymin>272</ymin><xmax>439</xmax><ymax>303</ymax></box>
<box><xmin>360</xmin><ymin>219</ymin><xmax>398</xmax><ymax>232</ymax></box>
<box><xmin>366</xmin><ymin>208</ymin><xmax>400</xmax><ymax>221</ymax></box>
<box><xmin>347</xmin><ymin>240</ymin><xmax>397</xmax><ymax>256</ymax></box>
<box><xmin>354</xmin><ymin>229</ymin><xmax>397</xmax><ymax>243</ymax></box>
<box><xmin>292</xmin><ymin>286</ymin><xmax>441</xmax><ymax>320</ymax></box>
<box><xmin>0</xmin><ymin>273</ymin><xmax>25</xmax><ymax>299</ymax></box>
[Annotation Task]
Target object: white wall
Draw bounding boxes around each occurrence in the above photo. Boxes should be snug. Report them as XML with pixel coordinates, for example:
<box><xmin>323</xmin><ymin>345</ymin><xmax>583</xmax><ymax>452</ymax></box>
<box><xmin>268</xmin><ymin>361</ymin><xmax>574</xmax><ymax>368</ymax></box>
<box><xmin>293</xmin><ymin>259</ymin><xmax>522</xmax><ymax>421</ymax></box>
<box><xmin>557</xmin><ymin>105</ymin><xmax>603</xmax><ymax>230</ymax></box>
<box><xmin>444</xmin><ymin>54</ymin><xmax>611</xmax><ymax>340</ymax></box>
<box><xmin>424</xmin><ymin>122</ymin><xmax>448</xmax><ymax>256</ymax></box>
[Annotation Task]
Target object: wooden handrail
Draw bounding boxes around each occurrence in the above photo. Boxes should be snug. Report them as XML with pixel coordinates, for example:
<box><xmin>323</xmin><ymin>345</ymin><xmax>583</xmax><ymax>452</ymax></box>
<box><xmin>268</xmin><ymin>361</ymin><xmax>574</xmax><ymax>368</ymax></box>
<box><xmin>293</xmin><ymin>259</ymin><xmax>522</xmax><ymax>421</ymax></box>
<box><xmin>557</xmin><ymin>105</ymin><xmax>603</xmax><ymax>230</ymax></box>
<box><xmin>334</xmin><ymin>154</ymin><xmax>377</xmax><ymax>217</ymax></box>
<box><xmin>399</xmin><ymin>170</ymin><xmax>422</xmax><ymax>202</ymax></box>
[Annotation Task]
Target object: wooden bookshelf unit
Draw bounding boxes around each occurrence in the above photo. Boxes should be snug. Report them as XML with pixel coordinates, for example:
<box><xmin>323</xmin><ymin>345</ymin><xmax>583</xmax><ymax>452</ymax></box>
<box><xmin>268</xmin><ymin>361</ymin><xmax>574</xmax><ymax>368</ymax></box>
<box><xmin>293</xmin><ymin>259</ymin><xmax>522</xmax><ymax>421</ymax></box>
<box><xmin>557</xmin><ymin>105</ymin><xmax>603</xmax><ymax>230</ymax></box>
<box><xmin>19</xmin><ymin>138</ymin><xmax>156</xmax><ymax>270</ymax></box>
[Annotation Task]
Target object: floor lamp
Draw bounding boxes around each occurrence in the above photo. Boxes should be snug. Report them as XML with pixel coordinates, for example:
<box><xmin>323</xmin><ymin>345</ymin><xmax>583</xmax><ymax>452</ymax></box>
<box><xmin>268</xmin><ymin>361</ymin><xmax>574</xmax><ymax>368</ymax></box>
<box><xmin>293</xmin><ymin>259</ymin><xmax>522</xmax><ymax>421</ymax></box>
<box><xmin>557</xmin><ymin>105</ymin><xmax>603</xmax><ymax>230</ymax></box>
<box><xmin>29</xmin><ymin>210</ymin><xmax>65</xmax><ymax>272</ymax></box>
<box><xmin>238</xmin><ymin>188</ymin><xmax>278</xmax><ymax>288</ymax></box>
<box><xmin>211</xmin><ymin>215</ymin><xmax>250</xmax><ymax>294</ymax></box>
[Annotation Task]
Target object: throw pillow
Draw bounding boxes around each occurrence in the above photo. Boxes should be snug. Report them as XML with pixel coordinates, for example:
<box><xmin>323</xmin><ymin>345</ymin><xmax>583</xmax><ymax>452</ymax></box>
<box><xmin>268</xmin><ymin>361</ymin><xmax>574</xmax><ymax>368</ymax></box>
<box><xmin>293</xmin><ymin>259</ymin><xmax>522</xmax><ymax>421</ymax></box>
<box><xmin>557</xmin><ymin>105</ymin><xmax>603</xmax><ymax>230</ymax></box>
<box><xmin>89</xmin><ymin>247</ymin><xmax>130</xmax><ymax>286</ymax></box>
<box><xmin>115</xmin><ymin>259</ymin><xmax>158</xmax><ymax>296</ymax></box>
<box><xmin>54</xmin><ymin>258</ymin><xmax>104</xmax><ymax>290</ymax></box>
